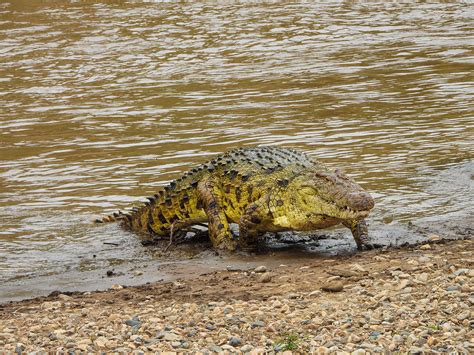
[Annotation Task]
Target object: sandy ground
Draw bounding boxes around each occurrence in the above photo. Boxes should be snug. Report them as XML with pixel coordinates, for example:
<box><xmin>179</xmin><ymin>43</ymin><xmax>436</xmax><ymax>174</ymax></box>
<box><xmin>1</xmin><ymin>237</ymin><xmax>473</xmax><ymax>353</ymax></box>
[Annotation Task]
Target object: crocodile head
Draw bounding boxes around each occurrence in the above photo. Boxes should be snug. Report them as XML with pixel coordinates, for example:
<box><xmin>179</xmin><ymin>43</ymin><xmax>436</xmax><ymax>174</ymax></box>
<box><xmin>293</xmin><ymin>169</ymin><xmax>375</xmax><ymax>221</ymax></box>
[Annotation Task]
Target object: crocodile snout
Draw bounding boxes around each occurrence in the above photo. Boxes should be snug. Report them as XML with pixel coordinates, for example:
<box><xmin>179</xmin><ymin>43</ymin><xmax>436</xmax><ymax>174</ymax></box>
<box><xmin>346</xmin><ymin>192</ymin><xmax>375</xmax><ymax>211</ymax></box>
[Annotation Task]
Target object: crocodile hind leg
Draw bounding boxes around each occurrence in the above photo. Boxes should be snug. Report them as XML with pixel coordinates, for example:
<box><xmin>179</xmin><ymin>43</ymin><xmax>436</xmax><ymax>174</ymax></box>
<box><xmin>197</xmin><ymin>178</ymin><xmax>237</xmax><ymax>250</ymax></box>
<box><xmin>343</xmin><ymin>219</ymin><xmax>373</xmax><ymax>251</ymax></box>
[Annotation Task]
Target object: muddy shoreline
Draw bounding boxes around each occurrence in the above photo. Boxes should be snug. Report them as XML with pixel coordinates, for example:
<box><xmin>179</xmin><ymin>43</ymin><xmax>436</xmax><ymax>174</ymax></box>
<box><xmin>2</xmin><ymin>215</ymin><xmax>472</xmax><ymax>304</ymax></box>
<box><xmin>1</xmin><ymin>235</ymin><xmax>473</xmax><ymax>352</ymax></box>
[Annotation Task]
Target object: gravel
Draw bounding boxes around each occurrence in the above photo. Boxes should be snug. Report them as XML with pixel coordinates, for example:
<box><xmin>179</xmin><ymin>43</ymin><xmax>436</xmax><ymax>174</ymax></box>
<box><xmin>0</xmin><ymin>239</ymin><xmax>472</xmax><ymax>353</ymax></box>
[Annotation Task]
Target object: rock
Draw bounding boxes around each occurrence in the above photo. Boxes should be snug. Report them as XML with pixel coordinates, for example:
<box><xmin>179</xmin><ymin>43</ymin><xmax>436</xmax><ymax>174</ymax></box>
<box><xmin>419</xmin><ymin>244</ymin><xmax>431</xmax><ymax>250</ymax></box>
<box><xmin>205</xmin><ymin>324</ymin><xmax>216</xmax><ymax>330</ymax></box>
<box><xmin>441</xmin><ymin>322</ymin><xmax>452</xmax><ymax>331</ymax></box>
<box><xmin>393</xmin><ymin>334</ymin><xmax>403</xmax><ymax>344</ymax></box>
<box><xmin>251</xmin><ymin>321</ymin><xmax>265</xmax><ymax>328</ymax></box>
<box><xmin>453</xmin><ymin>268</ymin><xmax>469</xmax><ymax>276</ymax></box>
<box><xmin>95</xmin><ymin>337</ymin><xmax>108</xmax><ymax>348</ymax></box>
<box><xmin>157</xmin><ymin>331</ymin><xmax>181</xmax><ymax>341</ymax></box>
<box><xmin>416</xmin><ymin>273</ymin><xmax>429</xmax><ymax>282</ymax></box>
<box><xmin>428</xmin><ymin>234</ymin><xmax>441</xmax><ymax>242</ymax></box>
<box><xmin>209</xmin><ymin>345</ymin><xmax>222</xmax><ymax>352</ymax></box>
<box><xmin>226</xmin><ymin>266</ymin><xmax>241</xmax><ymax>272</ymax></box>
<box><xmin>321</xmin><ymin>282</ymin><xmax>344</xmax><ymax>292</ymax></box>
<box><xmin>40</xmin><ymin>301</ymin><xmax>61</xmax><ymax>310</ymax></box>
<box><xmin>328</xmin><ymin>268</ymin><xmax>358</xmax><ymax>278</ymax></box>
<box><xmin>223</xmin><ymin>306</ymin><xmax>234</xmax><ymax>314</ymax></box>
<box><xmin>315</xmin><ymin>346</ymin><xmax>329</xmax><ymax>354</ymax></box>
<box><xmin>446</xmin><ymin>285</ymin><xmax>459</xmax><ymax>292</ymax></box>
<box><xmin>241</xmin><ymin>344</ymin><xmax>254</xmax><ymax>352</ymax></box>
<box><xmin>229</xmin><ymin>336</ymin><xmax>242</xmax><ymax>346</ymax></box>
<box><xmin>58</xmin><ymin>294</ymin><xmax>72</xmax><ymax>301</ymax></box>
<box><xmin>15</xmin><ymin>343</ymin><xmax>25</xmax><ymax>353</ymax></box>
<box><xmin>125</xmin><ymin>316</ymin><xmax>141</xmax><ymax>328</ymax></box>
<box><xmin>351</xmin><ymin>263</ymin><xmax>367</xmax><ymax>273</ymax></box>
<box><xmin>397</xmin><ymin>279</ymin><xmax>410</xmax><ymax>290</ymax></box>
<box><xmin>254</xmin><ymin>266</ymin><xmax>267</xmax><ymax>273</ymax></box>
<box><xmin>457</xmin><ymin>311</ymin><xmax>469</xmax><ymax>321</ymax></box>
<box><xmin>111</xmin><ymin>284</ymin><xmax>123</xmax><ymax>290</ymax></box>
<box><xmin>259</xmin><ymin>273</ymin><xmax>273</xmax><ymax>283</ymax></box>
<box><xmin>171</xmin><ymin>341</ymin><xmax>181</xmax><ymax>348</ymax></box>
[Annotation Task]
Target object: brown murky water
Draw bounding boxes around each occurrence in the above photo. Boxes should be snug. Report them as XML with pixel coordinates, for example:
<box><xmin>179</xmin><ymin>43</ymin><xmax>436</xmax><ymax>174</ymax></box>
<box><xmin>0</xmin><ymin>2</ymin><xmax>473</xmax><ymax>296</ymax></box>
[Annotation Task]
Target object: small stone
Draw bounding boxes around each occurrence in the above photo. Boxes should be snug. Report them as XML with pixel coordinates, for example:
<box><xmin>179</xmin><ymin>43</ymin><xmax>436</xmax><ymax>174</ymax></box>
<box><xmin>171</xmin><ymin>341</ymin><xmax>181</xmax><ymax>348</ymax></box>
<box><xmin>259</xmin><ymin>273</ymin><xmax>272</xmax><ymax>283</ymax></box>
<box><xmin>95</xmin><ymin>337</ymin><xmax>107</xmax><ymax>348</ymax></box>
<box><xmin>58</xmin><ymin>294</ymin><xmax>72</xmax><ymax>301</ymax></box>
<box><xmin>229</xmin><ymin>336</ymin><xmax>242</xmax><ymax>346</ymax></box>
<box><xmin>111</xmin><ymin>284</ymin><xmax>123</xmax><ymax>290</ymax></box>
<box><xmin>351</xmin><ymin>350</ymin><xmax>365</xmax><ymax>355</ymax></box>
<box><xmin>241</xmin><ymin>344</ymin><xmax>254</xmax><ymax>352</ymax></box>
<box><xmin>316</xmin><ymin>346</ymin><xmax>329</xmax><ymax>354</ymax></box>
<box><xmin>130</xmin><ymin>335</ymin><xmax>142</xmax><ymax>344</ymax></box>
<box><xmin>157</xmin><ymin>331</ymin><xmax>181</xmax><ymax>341</ymax></box>
<box><xmin>397</xmin><ymin>279</ymin><xmax>410</xmax><ymax>290</ymax></box>
<box><xmin>447</xmin><ymin>285</ymin><xmax>459</xmax><ymax>292</ymax></box>
<box><xmin>457</xmin><ymin>311</ymin><xmax>469</xmax><ymax>321</ymax></box>
<box><xmin>321</xmin><ymin>282</ymin><xmax>343</xmax><ymax>292</ymax></box>
<box><xmin>254</xmin><ymin>266</ymin><xmax>267</xmax><ymax>273</ymax></box>
<box><xmin>15</xmin><ymin>343</ymin><xmax>25</xmax><ymax>353</ymax></box>
<box><xmin>251</xmin><ymin>321</ymin><xmax>265</xmax><ymax>328</ymax></box>
<box><xmin>125</xmin><ymin>317</ymin><xmax>141</xmax><ymax>328</ymax></box>
<box><xmin>416</xmin><ymin>273</ymin><xmax>429</xmax><ymax>282</ymax></box>
<box><xmin>442</xmin><ymin>322</ymin><xmax>452</xmax><ymax>331</ymax></box>
<box><xmin>393</xmin><ymin>334</ymin><xmax>403</xmax><ymax>344</ymax></box>
<box><xmin>453</xmin><ymin>268</ymin><xmax>469</xmax><ymax>276</ymax></box>
<box><xmin>428</xmin><ymin>234</ymin><xmax>441</xmax><ymax>242</ymax></box>
<box><xmin>420</xmin><ymin>244</ymin><xmax>431</xmax><ymax>250</ymax></box>
<box><xmin>409</xmin><ymin>346</ymin><xmax>423</xmax><ymax>354</ymax></box>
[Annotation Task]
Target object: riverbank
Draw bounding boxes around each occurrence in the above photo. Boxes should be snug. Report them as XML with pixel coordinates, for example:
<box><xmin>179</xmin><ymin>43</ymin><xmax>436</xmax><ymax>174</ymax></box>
<box><xmin>1</xmin><ymin>238</ymin><xmax>472</xmax><ymax>353</ymax></box>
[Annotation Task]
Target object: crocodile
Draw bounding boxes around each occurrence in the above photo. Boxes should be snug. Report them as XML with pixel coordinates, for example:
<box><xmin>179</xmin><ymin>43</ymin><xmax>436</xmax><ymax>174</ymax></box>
<box><xmin>96</xmin><ymin>147</ymin><xmax>375</xmax><ymax>251</ymax></box>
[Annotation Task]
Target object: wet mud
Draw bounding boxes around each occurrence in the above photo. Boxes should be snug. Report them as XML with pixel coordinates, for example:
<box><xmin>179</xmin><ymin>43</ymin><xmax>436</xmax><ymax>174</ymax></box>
<box><xmin>1</xmin><ymin>214</ymin><xmax>471</xmax><ymax>303</ymax></box>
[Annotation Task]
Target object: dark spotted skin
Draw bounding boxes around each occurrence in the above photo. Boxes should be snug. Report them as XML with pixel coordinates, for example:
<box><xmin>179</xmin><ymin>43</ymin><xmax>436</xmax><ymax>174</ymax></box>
<box><xmin>97</xmin><ymin>147</ymin><xmax>375</xmax><ymax>251</ymax></box>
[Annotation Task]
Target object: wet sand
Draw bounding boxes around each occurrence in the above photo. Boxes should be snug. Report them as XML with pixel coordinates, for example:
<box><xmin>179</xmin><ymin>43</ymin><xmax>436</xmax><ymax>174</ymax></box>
<box><xmin>1</xmin><ymin>236</ymin><xmax>472</xmax><ymax>353</ymax></box>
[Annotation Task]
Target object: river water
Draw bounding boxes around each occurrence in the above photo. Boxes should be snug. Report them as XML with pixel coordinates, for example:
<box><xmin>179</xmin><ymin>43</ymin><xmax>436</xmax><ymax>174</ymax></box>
<box><xmin>0</xmin><ymin>2</ymin><xmax>473</xmax><ymax>299</ymax></box>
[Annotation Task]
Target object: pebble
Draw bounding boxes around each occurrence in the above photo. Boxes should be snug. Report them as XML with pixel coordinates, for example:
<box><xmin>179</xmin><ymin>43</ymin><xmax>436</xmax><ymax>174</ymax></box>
<box><xmin>321</xmin><ymin>282</ymin><xmax>344</xmax><ymax>292</ymax></box>
<box><xmin>428</xmin><ymin>234</ymin><xmax>441</xmax><ymax>242</ymax></box>
<box><xmin>124</xmin><ymin>317</ymin><xmax>141</xmax><ymax>328</ymax></box>
<box><xmin>229</xmin><ymin>336</ymin><xmax>242</xmax><ymax>346</ymax></box>
<box><xmin>251</xmin><ymin>321</ymin><xmax>265</xmax><ymax>328</ymax></box>
<box><xmin>241</xmin><ymin>344</ymin><xmax>254</xmax><ymax>352</ymax></box>
<box><xmin>254</xmin><ymin>266</ymin><xmax>267</xmax><ymax>273</ymax></box>
<box><xmin>259</xmin><ymin>273</ymin><xmax>273</xmax><ymax>283</ymax></box>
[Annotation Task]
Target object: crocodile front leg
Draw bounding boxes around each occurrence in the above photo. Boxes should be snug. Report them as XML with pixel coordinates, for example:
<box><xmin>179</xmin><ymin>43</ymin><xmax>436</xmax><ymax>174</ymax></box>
<box><xmin>197</xmin><ymin>178</ymin><xmax>237</xmax><ymax>251</ymax></box>
<box><xmin>238</xmin><ymin>199</ymin><xmax>269</xmax><ymax>251</ymax></box>
<box><xmin>343</xmin><ymin>219</ymin><xmax>372</xmax><ymax>250</ymax></box>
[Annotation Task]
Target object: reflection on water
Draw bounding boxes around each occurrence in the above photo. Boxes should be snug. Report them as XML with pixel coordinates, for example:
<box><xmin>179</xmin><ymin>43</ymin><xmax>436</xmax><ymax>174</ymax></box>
<box><xmin>0</xmin><ymin>2</ymin><xmax>473</xmax><ymax>282</ymax></box>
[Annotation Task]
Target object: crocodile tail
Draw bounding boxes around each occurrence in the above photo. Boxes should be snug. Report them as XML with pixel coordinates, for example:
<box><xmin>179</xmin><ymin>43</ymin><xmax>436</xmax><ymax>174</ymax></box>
<box><xmin>94</xmin><ymin>211</ymin><xmax>132</xmax><ymax>225</ymax></box>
